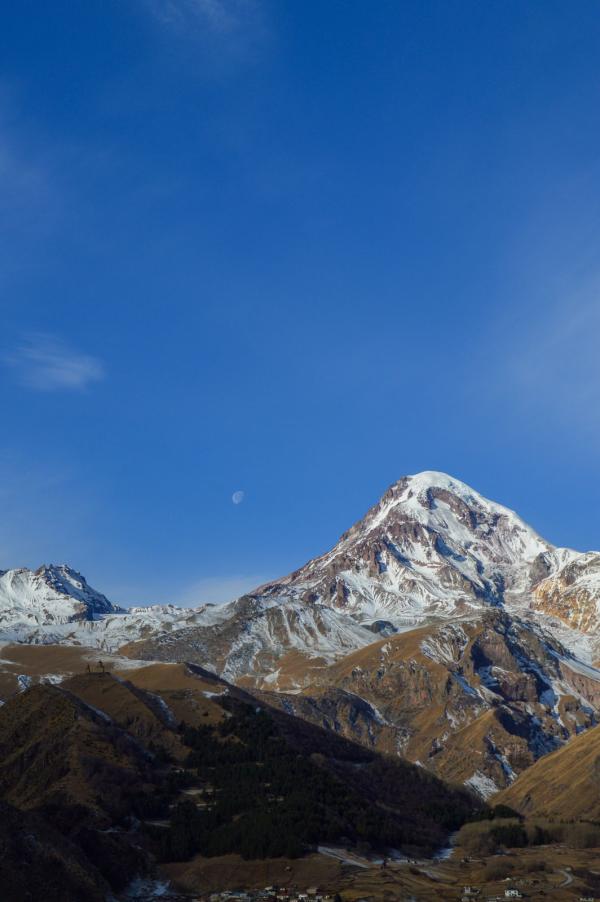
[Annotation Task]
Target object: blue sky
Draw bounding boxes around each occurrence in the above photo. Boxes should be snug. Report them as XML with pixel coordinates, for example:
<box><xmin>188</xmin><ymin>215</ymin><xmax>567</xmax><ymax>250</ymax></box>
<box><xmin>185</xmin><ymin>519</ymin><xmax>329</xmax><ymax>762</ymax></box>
<box><xmin>2</xmin><ymin>1</ymin><xmax>600</xmax><ymax>605</ymax></box>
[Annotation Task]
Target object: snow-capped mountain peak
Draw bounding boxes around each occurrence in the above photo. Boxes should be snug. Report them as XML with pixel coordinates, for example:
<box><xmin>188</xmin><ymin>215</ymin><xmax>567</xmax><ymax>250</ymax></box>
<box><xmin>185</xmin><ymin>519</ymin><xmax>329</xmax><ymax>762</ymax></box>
<box><xmin>34</xmin><ymin>564</ymin><xmax>119</xmax><ymax>613</ymax></box>
<box><xmin>258</xmin><ymin>471</ymin><xmax>553</xmax><ymax>626</ymax></box>
<box><xmin>353</xmin><ymin>471</ymin><xmax>548</xmax><ymax>560</ymax></box>
<box><xmin>0</xmin><ymin>564</ymin><xmax>123</xmax><ymax>632</ymax></box>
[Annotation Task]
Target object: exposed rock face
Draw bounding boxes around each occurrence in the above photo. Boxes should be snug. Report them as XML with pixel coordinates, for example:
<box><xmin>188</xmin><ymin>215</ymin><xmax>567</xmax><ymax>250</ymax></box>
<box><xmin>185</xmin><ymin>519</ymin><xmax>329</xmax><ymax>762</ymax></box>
<box><xmin>123</xmin><ymin>595</ymin><xmax>374</xmax><ymax>682</ymax></box>
<box><xmin>531</xmin><ymin>551</ymin><xmax>600</xmax><ymax>636</ymax></box>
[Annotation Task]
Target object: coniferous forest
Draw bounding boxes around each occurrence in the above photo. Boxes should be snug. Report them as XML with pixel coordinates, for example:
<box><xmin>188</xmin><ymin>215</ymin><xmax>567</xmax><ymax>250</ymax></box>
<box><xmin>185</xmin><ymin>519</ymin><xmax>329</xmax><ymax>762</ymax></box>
<box><xmin>148</xmin><ymin>697</ymin><xmax>481</xmax><ymax>862</ymax></box>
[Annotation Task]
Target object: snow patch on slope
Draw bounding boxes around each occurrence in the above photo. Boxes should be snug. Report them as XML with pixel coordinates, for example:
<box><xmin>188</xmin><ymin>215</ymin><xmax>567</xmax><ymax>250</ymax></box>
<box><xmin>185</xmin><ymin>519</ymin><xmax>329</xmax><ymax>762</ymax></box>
<box><xmin>465</xmin><ymin>770</ymin><xmax>499</xmax><ymax>799</ymax></box>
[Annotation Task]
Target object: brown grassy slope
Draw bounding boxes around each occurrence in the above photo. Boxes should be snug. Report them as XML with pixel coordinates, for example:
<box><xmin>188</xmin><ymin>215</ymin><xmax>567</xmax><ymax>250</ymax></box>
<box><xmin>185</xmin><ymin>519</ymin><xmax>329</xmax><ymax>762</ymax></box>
<box><xmin>61</xmin><ymin>671</ymin><xmax>185</xmax><ymax>759</ymax></box>
<box><xmin>0</xmin><ymin>645</ymin><xmax>229</xmax><ymax>728</ymax></box>
<box><xmin>495</xmin><ymin>721</ymin><xmax>600</xmax><ymax>819</ymax></box>
<box><xmin>0</xmin><ymin>678</ymin><xmax>174</xmax><ymax>895</ymax></box>
<box><xmin>0</xmin><ymin>643</ymin><xmax>112</xmax><ymax>674</ymax></box>
<box><xmin>119</xmin><ymin>661</ymin><xmax>228</xmax><ymax>727</ymax></box>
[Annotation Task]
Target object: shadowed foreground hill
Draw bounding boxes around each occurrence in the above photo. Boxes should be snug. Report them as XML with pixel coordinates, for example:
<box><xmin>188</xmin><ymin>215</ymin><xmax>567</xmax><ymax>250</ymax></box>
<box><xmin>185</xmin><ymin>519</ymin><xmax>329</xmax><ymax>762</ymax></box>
<box><xmin>495</xmin><ymin>721</ymin><xmax>600</xmax><ymax>819</ymax></box>
<box><xmin>0</xmin><ymin>681</ymin><xmax>160</xmax><ymax>899</ymax></box>
<box><xmin>0</xmin><ymin>801</ymin><xmax>110</xmax><ymax>902</ymax></box>
<box><xmin>0</xmin><ymin>681</ymin><xmax>156</xmax><ymax>821</ymax></box>
<box><xmin>0</xmin><ymin>675</ymin><xmax>217</xmax><ymax>899</ymax></box>
<box><xmin>0</xmin><ymin>669</ymin><xmax>485</xmax><ymax>898</ymax></box>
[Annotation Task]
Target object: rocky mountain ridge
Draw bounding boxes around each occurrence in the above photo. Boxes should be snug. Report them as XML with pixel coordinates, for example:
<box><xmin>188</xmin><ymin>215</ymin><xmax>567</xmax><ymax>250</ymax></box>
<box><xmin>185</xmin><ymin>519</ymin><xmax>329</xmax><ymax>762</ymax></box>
<box><xmin>495</xmin><ymin>713</ymin><xmax>600</xmax><ymax>820</ymax></box>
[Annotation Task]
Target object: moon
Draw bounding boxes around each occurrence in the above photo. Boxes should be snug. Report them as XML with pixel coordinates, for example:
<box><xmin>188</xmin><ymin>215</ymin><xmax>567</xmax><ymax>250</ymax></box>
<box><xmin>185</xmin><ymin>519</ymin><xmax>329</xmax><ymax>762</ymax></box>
<box><xmin>232</xmin><ymin>490</ymin><xmax>245</xmax><ymax>505</ymax></box>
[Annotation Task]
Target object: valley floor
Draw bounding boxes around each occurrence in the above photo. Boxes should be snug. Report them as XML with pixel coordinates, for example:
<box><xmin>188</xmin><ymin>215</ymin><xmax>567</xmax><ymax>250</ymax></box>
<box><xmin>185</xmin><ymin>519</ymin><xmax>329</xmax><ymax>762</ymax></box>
<box><xmin>162</xmin><ymin>844</ymin><xmax>600</xmax><ymax>901</ymax></box>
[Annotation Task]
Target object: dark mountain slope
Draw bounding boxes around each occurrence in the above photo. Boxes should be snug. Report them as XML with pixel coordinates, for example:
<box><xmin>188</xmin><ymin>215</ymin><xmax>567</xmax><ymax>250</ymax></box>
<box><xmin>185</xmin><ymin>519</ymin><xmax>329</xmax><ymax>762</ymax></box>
<box><xmin>150</xmin><ymin>684</ymin><xmax>483</xmax><ymax>861</ymax></box>
<box><xmin>0</xmin><ymin>801</ymin><xmax>110</xmax><ymax>902</ymax></box>
<box><xmin>0</xmin><ymin>682</ymin><xmax>155</xmax><ymax>821</ymax></box>
<box><xmin>0</xmin><ymin>681</ymin><xmax>160</xmax><ymax>898</ymax></box>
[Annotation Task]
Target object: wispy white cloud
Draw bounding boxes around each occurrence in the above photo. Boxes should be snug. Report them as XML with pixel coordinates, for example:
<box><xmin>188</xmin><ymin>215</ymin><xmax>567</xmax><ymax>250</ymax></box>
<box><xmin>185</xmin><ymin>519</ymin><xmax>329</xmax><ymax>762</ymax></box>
<box><xmin>177</xmin><ymin>573</ymin><xmax>273</xmax><ymax>606</ymax></box>
<box><xmin>4</xmin><ymin>333</ymin><xmax>105</xmax><ymax>392</ymax></box>
<box><xmin>513</xmin><ymin>301</ymin><xmax>600</xmax><ymax>396</ymax></box>
<box><xmin>141</xmin><ymin>0</ymin><xmax>268</xmax><ymax>71</ymax></box>
<box><xmin>145</xmin><ymin>0</ymin><xmax>262</xmax><ymax>34</ymax></box>
<box><xmin>499</xmin><ymin>281</ymin><xmax>600</xmax><ymax>438</ymax></box>
<box><xmin>0</xmin><ymin>119</ymin><xmax>57</xmax><ymax>250</ymax></box>
<box><xmin>480</xmin><ymin>155</ymin><xmax>600</xmax><ymax>443</ymax></box>
<box><xmin>0</xmin><ymin>136</ymin><xmax>49</xmax><ymax>206</ymax></box>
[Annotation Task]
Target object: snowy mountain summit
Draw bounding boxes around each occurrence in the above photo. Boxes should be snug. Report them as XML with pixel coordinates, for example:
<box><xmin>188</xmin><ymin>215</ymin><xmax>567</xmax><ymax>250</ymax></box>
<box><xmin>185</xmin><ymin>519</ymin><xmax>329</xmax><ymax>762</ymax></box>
<box><xmin>257</xmin><ymin>471</ymin><xmax>554</xmax><ymax>626</ymax></box>
<box><xmin>0</xmin><ymin>564</ymin><xmax>123</xmax><ymax>632</ymax></box>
